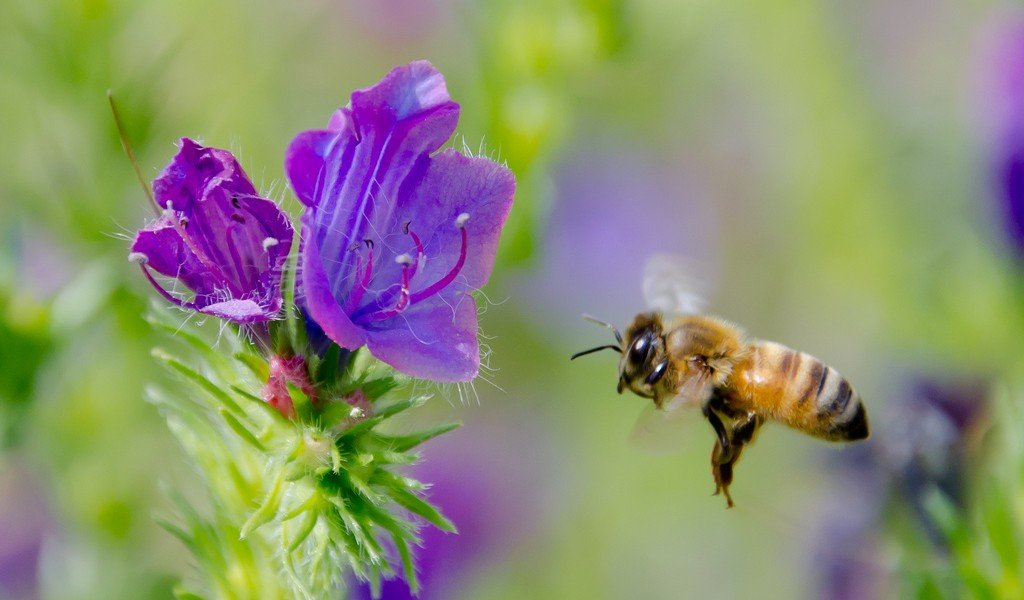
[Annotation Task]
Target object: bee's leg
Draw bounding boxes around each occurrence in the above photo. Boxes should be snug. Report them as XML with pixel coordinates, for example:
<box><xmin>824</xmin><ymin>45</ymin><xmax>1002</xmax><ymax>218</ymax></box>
<box><xmin>710</xmin><ymin>441</ymin><xmax>735</xmax><ymax>508</ymax></box>
<box><xmin>702</xmin><ymin>403</ymin><xmax>733</xmax><ymax>464</ymax></box>
<box><xmin>712</xmin><ymin>413</ymin><xmax>763</xmax><ymax>508</ymax></box>
<box><xmin>730</xmin><ymin>411</ymin><xmax>760</xmax><ymax>445</ymax></box>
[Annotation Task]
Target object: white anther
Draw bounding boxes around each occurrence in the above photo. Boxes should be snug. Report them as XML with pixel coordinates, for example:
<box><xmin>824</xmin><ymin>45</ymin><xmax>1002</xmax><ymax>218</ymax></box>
<box><xmin>395</xmin><ymin>253</ymin><xmax>414</xmax><ymax>265</ymax></box>
<box><xmin>128</xmin><ymin>252</ymin><xmax>149</xmax><ymax>264</ymax></box>
<box><xmin>349</xmin><ymin>406</ymin><xmax>364</xmax><ymax>419</ymax></box>
<box><xmin>164</xmin><ymin>201</ymin><xmax>175</xmax><ymax>215</ymax></box>
<box><xmin>455</xmin><ymin>212</ymin><xmax>470</xmax><ymax>228</ymax></box>
<box><xmin>262</xmin><ymin>237</ymin><xmax>279</xmax><ymax>251</ymax></box>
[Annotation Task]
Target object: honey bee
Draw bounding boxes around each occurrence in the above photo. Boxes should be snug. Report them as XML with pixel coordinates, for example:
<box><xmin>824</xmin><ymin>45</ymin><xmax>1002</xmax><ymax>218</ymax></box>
<box><xmin>572</xmin><ymin>256</ymin><xmax>870</xmax><ymax>508</ymax></box>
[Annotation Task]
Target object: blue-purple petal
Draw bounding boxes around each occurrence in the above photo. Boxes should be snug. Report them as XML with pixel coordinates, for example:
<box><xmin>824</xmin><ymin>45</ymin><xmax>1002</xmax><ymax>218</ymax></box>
<box><xmin>131</xmin><ymin>218</ymin><xmax>220</xmax><ymax>296</ymax></box>
<box><xmin>366</xmin><ymin>295</ymin><xmax>479</xmax><ymax>381</ymax></box>
<box><xmin>297</xmin><ymin>217</ymin><xmax>368</xmax><ymax>349</ymax></box>
<box><xmin>285</xmin><ymin>129</ymin><xmax>346</xmax><ymax>208</ymax></box>
<box><xmin>289</xmin><ymin>61</ymin><xmax>514</xmax><ymax>379</ymax></box>
<box><xmin>350</xmin><ymin>60</ymin><xmax>456</xmax><ymax>121</ymax></box>
<box><xmin>398</xmin><ymin>150</ymin><xmax>515</xmax><ymax>290</ymax></box>
<box><xmin>1000</xmin><ymin>134</ymin><xmax>1024</xmax><ymax>252</ymax></box>
<box><xmin>153</xmin><ymin>138</ymin><xmax>257</xmax><ymax>211</ymax></box>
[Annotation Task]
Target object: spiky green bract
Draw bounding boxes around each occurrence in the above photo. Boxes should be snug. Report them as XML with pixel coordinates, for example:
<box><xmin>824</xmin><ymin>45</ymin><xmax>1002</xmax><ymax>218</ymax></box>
<box><xmin>145</xmin><ymin>311</ymin><xmax>458</xmax><ymax>598</ymax></box>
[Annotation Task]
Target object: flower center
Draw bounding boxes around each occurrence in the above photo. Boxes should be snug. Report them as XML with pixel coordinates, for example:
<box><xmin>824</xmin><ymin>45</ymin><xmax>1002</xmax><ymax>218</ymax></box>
<box><xmin>349</xmin><ymin>213</ymin><xmax>470</xmax><ymax>323</ymax></box>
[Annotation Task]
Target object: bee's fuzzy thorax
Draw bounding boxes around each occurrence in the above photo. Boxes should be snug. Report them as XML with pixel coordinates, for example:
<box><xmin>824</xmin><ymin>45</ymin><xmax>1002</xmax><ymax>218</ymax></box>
<box><xmin>665</xmin><ymin>314</ymin><xmax>748</xmax><ymax>387</ymax></box>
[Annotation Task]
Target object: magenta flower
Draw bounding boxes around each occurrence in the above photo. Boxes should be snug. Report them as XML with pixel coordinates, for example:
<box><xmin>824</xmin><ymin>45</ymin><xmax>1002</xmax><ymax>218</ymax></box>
<box><xmin>129</xmin><ymin>138</ymin><xmax>294</xmax><ymax>323</ymax></box>
<box><xmin>285</xmin><ymin>61</ymin><xmax>514</xmax><ymax>381</ymax></box>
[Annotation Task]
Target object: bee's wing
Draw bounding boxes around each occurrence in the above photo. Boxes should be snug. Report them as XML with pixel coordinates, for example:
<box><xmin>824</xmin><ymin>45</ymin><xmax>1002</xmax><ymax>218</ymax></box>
<box><xmin>628</xmin><ymin>375</ymin><xmax>713</xmax><ymax>455</ymax></box>
<box><xmin>628</xmin><ymin>402</ymin><xmax>692</xmax><ymax>455</ymax></box>
<box><xmin>642</xmin><ymin>254</ymin><xmax>709</xmax><ymax>316</ymax></box>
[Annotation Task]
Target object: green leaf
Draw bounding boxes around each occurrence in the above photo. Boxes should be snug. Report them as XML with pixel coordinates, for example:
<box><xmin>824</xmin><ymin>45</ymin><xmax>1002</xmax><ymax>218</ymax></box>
<box><xmin>373</xmin><ymin>471</ymin><xmax>456</xmax><ymax>533</ymax></box>
<box><xmin>153</xmin><ymin>514</ymin><xmax>193</xmax><ymax>548</ymax></box>
<box><xmin>287</xmin><ymin>509</ymin><xmax>320</xmax><ymax>553</ymax></box>
<box><xmin>153</xmin><ymin>349</ymin><xmax>243</xmax><ymax>416</ymax></box>
<box><xmin>172</xmin><ymin>585</ymin><xmax>206</xmax><ymax>600</ymax></box>
<box><xmin>331</xmin><ymin>497</ymin><xmax>385</xmax><ymax>564</ymax></box>
<box><xmin>924</xmin><ymin>487</ymin><xmax>996</xmax><ymax>599</ymax></box>
<box><xmin>281</xmin><ymin>492</ymin><xmax>320</xmax><ymax>522</ymax></box>
<box><xmin>366</xmin><ymin>450</ymin><xmax>417</xmax><ymax>466</ymax></box>
<box><xmin>229</xmin><ymin>385</ymin><xmax>284</xmax><ymax>421</ymax></box>
<box><xmin>313</xmin><ymin>344</ymin><xmax>346</xmax><ymax>388</ymax></box>
<box><xmin>288</xmin><ymin>381</ymin><xmax>314</xmax><ymax>422</ymax></box>
<box><xmin>982</xmin><ymin>484</ymin><xmax>1022</xmax><ymax>583</ymax></box>
<box><xmin>371</xmin><ymin>422</ymin><xmax>461</xmax><ymax>452</ymax></box>
<box><xmin>317</xmin><ymin>399</ymin><xmax>361</xmax><ymax>431</ymax></box>
<box><xmin>360</xmin><ymin>376</ymin><xmax>402</xmax><ymax>400</ymax></box>
<box><xmin>233</xmin><ymin>351</ymin><xmax>268</xmax><ymax>382</ymax></box>
<box><xmin>338</xmin><ymin>397</ymin><xmax>425</xmax><ymax>439</ymax></box>
<box><xmin>240</xmin><ymin>473</ymin><xmax>285</xmax><ymax>539</ymax></box>
<box><xmin>219</xmin><ymin>408</ymin><xmax>265</xmax><ymax>452</ymax></box>
<box><xmin>145</xmin><ymin>315</ymin><xmax>214</xmax><ymax>357</ymax></box>
<box><xmin>392</xmin><ymin>529</ymin><xmax>417</xmax><ymax>596</ymax></box>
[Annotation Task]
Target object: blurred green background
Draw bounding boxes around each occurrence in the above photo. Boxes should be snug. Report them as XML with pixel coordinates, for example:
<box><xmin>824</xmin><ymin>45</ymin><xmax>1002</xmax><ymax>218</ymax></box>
<box><xmin>2</xmin><ymin>0</ymin><xmax>1022</xmax><ymax>598</ymax></box>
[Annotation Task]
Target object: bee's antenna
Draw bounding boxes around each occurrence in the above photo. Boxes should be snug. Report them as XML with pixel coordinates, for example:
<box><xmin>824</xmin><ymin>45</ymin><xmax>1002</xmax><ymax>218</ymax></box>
<box><xmin>108</xmin><ymin>90</ymin><xmax>161</xmax><ymax>217</ymax></box>
<box><xmin>581</xmin><ymin>314</ymin><xmax>623</xmax><ymax>345</ymax></box>
<box><xmin>570</xmin><ymin>345</ymin><xmax>623</xmax><ymax>361</ymax></box>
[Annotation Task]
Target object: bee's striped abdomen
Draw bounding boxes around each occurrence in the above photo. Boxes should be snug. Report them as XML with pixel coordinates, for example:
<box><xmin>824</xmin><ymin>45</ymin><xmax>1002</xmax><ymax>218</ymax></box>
<box><xmin>732</xmin><ymin>342</ymin><xmax>869</xmax><ymax>442</ymax></box>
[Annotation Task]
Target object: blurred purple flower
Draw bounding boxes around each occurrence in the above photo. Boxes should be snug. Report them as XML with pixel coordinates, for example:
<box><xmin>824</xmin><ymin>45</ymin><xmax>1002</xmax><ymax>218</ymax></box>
<box><xmin>0</xmin><ymin>463</ymin><xmax>51</xmax><ymax>599</ymax></box>
<box><xmin>285</xmin><ymin>61</ymin><xmax>514</xmax><ymax>382</ymax></box>
<box><xmin>882</xmin><ymin>378</ymin><xmax>987</xmax><ymax>537</ymax></box>
<box><xmin>341</xmin><ymin>0</ymin><xmax>453</xmax><ymax>47</ymax></box>
<box><xmin>516</xmin><ymin>140</ymin><xmax>716</xmax><ymax>333</ymax></box>
<box><xmin>812</xmin><ymin>376</ymin><xmax>988</xmax><ymax>598</ymax></box>
<box><xmin>129</xmin><ymin>138</ymin><xmax>294</xmax><ymax>323</ymax></box>
<box><xmin>977</xmin><ymin>11</ymin><xmax>1024</xmax><ymax>256</ymax></box>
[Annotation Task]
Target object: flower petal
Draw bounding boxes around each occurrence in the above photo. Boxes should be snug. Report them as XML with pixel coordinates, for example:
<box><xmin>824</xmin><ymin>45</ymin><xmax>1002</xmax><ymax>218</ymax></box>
<box><xmin>153</xmin><ymin>138</ymin><xmax>256</xmax><ymax>212</ymax></box>
<box><xmin>130</xmin><ymin>217</ymin><xmax>220</xmax><ymax>297</ymax></box>
<box><xmin>350</xmin><ymin>60</ymin><xmax>455</xmax><ymax>121</ymax></box>
<box><xmin>394</xmin><ymin>149</ymin><xmax>515</xmax><ymax>292</ymax></box>
<box><xmin>310</xmin><ymin>62</ymin><xmax>460</xmax><ymax>295</ymax></box>
<box><xmin>134</xmin><ymin>138</ymin><xmax>294</xmax><ymax>324</ymax></box>
<box><xmin>297</xmin><ymin>216</ymin><xmax>368</xmax><ymax>349</ymax></box>
<box><xmin>288</xmin><ymin>61</ymin><xmax>517</xmax><ymax>380</ymax></box>
<box><xmin>365</xmin><ymin>294</ymin><xmax>479</xmax><ymax>381</ymax></box>
<box><xmin>285</xmin><ymin>129</ymin><xmax>348</xmax><ymax>208</ymax></box>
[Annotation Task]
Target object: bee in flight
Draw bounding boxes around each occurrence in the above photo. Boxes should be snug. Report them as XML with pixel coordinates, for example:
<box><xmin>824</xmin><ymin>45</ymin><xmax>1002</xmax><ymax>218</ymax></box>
<box><xmin>571</xmin><ymin>256</ymin><xmax>870</xmax><ymax>508</ymax></box>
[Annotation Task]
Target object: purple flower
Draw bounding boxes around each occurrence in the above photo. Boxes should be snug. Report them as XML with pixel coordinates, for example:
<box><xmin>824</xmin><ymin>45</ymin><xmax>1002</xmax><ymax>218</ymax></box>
<box><xmin>976</xmin><ymin>11</ymin><xmax>1024</xmax><ymax>256</ymax></box>
<box><xmin>285</xmin><ymin>61</ymin><xmax>514</xmax><ymax>381</ymax></box>
<box><xmin>129</xmin><ymin>138</ymin><xmax>294</xmax><ymax>323</ymax></box>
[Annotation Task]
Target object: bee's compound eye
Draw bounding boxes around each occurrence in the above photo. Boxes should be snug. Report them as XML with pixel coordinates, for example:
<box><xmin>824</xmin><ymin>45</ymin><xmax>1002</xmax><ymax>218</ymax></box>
<box><xmin>645</xmin><ymin>361</ymin><xmax>667</xmax><ymax>386</ymax></box>
<box><xmin>630</xmin><ymin>336</ymin><xmax>649</xmax><ymax>364</ymax></box>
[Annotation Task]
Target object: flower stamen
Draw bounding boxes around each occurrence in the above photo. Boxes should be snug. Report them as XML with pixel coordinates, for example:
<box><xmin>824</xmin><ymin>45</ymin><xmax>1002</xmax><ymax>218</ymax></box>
<box><xmin>403</xmin><ymin>221</ymin><xmax>426</xmax><ymax>278</ymax></box>
<box><xmin>361</xmin><ymin>214</ymin><xmax>470</xmax><ymax>322</ymax></box>
<box><xmin>408</xmin><ymin>214</ymin><xmax>469</xmax><ymax>304</ymax></box>
<box><xmin>137</xmin><ymin>262</ymin><xmax>201</xmax><ymax>311</ymax></box>
<box><xmin>344</xmin><ymin>240</ymin><xmax>375</xmax><ymax>313</ymax></box>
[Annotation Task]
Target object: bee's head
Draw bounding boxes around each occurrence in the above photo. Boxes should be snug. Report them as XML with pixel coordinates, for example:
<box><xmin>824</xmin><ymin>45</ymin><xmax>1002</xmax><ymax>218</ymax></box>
<box><xmin>617</xmin><ymin>312</ymin><xmax>669</xmax><ymax>400</ymax></box>
<box><xmin>571</xmin><ymin>312</ymin><xmax>670</xmax><ymax>401</ymax></box>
